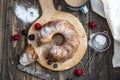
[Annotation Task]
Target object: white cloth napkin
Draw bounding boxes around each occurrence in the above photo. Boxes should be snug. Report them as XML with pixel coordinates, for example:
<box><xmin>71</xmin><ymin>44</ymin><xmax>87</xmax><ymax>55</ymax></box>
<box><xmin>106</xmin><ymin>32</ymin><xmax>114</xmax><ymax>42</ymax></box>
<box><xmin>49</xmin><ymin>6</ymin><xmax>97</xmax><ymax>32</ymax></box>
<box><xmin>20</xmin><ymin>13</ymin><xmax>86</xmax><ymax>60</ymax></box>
<box><xmin>90</xmin><ymin>0</ymin><xmax>120</xmax><ymax>68</ymax></box>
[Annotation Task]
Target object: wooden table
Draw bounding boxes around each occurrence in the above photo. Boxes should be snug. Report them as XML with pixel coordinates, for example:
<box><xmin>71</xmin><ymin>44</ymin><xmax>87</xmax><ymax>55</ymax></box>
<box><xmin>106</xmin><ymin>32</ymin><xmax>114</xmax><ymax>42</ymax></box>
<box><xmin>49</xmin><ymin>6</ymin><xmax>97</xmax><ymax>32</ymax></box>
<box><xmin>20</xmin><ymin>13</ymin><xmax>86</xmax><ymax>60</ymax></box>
<box><xmin>0</xmin><ymin>0</ymin><xmax>120</xmax><ymax>80</ymax></box>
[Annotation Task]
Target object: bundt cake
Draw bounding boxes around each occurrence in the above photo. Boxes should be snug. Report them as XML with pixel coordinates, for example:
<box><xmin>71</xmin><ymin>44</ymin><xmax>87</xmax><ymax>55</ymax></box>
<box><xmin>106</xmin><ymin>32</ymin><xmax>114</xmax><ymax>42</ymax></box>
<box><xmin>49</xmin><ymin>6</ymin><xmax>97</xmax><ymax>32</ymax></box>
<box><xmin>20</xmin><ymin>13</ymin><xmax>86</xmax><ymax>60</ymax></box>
<box><xmin>37</xmin><ymin>20</ymin><xmax>80</xmax><ymax>62</ymax></box>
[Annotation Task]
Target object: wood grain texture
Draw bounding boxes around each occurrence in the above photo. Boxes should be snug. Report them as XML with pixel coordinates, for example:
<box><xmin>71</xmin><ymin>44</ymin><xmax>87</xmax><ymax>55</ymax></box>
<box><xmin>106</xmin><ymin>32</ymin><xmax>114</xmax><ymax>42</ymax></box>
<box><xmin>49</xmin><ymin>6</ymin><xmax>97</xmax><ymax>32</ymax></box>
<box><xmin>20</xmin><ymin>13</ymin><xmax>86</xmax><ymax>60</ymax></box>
<box><xmin>0</xmin><ymin>0</ymin><xmax>5</xmax><ymax>80</ymax></box>
<box><xmin>0</xmin><ymin>0</ymin><xmax>119</xmax><ymax>80</ymax></box>
<box><xmin>28</xmin><ymin>0</ymin><xmax>87</xmax><ymax>71</ymax></box>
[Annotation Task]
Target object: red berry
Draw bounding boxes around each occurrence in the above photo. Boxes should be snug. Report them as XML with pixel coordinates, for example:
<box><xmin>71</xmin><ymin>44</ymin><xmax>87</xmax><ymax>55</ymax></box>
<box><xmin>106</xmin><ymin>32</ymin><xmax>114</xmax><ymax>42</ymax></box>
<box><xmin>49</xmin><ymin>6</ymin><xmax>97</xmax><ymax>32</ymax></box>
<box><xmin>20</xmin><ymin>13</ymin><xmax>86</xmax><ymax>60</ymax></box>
<box><xmin>74</xmin><ymin>69</ymin><xmax>83</xmax><ymax>76</ymax></box>
<box><xmin>88</xmin><ymin>21</ymin><xmax>97</xmax><ymax>29</ymax></box>
<box><xmin>12</xmin><ymin>34</ymin><xmax>20</xmax><ymax>41</ymax></box>
<box><xmin>34</xmin><ymin>23</ymin><xmax>42</xmax><ymax>30</ymax></box>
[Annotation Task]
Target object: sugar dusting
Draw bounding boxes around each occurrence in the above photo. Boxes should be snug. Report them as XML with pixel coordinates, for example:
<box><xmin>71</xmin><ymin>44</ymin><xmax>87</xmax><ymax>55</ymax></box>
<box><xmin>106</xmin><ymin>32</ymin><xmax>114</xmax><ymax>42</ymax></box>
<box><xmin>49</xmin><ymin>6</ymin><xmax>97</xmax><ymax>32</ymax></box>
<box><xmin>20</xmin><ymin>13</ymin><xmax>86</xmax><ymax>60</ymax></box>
<box><xmin>95</xmin><ymin>35</ymin><xmax>107</xmax><ymax>45</ymax></box>
<box><xmin>92</xmin><ymin>34</ymin><xmax>107</xmax><ymax>50</ymax></box>
<box><xmin>14</xmin><ymin>4</ymin><xmax>39</xmax><ymax>23</ymax></box>
<box><xmin>89</xmin><ymin>33</ymin><xmax>109</xmax><ymax>51</ymax></box>
<box><xmin>93</xmin><ymin>34</ymin><xmax>107</xmax><ymax>50</ymax></box>
<box><xmin>19</xmin><ymin>53</ymin><xmax>35</xmax><ymax>65</ymax></box>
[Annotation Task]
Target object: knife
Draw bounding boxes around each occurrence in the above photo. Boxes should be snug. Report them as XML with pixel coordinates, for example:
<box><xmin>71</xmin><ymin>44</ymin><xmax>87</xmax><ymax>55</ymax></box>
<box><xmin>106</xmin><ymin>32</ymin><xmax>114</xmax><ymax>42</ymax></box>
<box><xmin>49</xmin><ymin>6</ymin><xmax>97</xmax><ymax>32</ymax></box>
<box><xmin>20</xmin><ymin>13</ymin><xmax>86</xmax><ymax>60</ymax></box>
<box><xmin>17</xmin><ymin>64</ymin><xmax>55</xmax><ymax>80</ymax></box>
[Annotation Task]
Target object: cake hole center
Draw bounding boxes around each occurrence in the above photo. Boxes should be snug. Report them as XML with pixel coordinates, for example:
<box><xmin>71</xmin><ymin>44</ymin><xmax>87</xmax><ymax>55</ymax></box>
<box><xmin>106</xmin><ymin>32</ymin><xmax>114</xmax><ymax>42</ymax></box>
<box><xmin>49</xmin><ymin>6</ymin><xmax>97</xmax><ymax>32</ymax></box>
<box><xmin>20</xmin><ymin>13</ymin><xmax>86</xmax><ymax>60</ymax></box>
<box><xmin>52</xmin><ymin>33</ymin><xmax>65</xmax><ymax>46</ymax></box>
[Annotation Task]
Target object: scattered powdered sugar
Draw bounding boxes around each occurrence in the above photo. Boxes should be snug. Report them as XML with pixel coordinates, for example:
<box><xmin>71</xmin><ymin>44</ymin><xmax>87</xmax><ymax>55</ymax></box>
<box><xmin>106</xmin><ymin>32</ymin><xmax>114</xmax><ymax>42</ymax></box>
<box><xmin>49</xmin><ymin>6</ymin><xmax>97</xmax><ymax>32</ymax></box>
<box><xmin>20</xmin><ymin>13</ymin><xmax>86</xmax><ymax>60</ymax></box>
<box><xmin>14</xmin><ymin>4</ymin><xmax>39</xmax><ymax>23</ymax></box>
<box><xmin>19</xmin><ymin>53</ymin><xmax>35</xmax><ymax>65</ymax></box>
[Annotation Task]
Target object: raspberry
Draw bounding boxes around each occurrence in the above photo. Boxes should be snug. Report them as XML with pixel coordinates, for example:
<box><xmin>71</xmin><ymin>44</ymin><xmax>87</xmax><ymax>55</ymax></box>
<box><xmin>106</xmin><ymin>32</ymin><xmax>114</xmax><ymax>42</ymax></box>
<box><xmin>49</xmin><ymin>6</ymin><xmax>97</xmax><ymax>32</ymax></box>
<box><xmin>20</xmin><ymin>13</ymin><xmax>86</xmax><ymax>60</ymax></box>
<box><xmin>88</xmin><ymin>21</ymin><xmax>97</xmax><ymax>29</ymax></box>
<box><xmin>12</xmin><ymin>34</ymin><xmax>20</xmax><ymax>41</ymax></box>
<box><xmin>34</xmin><ymin>23</ymin><xmax>42</xmax><ymax>30</ymax></box>
<box><xmin>74</xmin><ymin>69</ymin><xmax>83</xmax><ymax>76</ymax></box>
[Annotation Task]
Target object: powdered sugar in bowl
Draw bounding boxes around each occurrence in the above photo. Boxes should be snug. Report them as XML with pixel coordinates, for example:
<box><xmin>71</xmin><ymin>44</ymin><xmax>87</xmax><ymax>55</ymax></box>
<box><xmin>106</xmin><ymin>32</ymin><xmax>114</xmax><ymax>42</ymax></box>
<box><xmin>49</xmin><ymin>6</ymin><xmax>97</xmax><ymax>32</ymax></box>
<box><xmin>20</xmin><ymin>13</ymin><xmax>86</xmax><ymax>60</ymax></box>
<box><xmin>89</xmin><ymin>31</ymin><xmax>111</xmax><ymax>52</ymax></box>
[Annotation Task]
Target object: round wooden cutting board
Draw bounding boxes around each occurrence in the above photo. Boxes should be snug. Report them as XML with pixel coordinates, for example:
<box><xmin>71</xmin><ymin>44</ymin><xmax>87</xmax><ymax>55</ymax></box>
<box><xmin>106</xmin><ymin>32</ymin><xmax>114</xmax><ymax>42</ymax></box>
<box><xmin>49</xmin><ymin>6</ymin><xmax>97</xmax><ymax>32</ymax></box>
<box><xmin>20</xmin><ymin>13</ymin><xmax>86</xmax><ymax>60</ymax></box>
<box><xmin>28</xmin><ymin>0</ymin><xmax>87</xmax><ymax>71</ymax></box>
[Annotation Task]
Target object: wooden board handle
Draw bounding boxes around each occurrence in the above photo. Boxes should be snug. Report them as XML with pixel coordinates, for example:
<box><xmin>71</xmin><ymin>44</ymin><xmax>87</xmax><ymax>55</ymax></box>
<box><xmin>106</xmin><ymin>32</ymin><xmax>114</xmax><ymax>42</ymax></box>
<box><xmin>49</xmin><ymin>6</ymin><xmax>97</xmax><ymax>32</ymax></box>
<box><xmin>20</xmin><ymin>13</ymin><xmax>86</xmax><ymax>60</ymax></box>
<box><xmin>38</xmin><ymin>0</ymin><xmax>56</xmax><ymax>16</ymax></box>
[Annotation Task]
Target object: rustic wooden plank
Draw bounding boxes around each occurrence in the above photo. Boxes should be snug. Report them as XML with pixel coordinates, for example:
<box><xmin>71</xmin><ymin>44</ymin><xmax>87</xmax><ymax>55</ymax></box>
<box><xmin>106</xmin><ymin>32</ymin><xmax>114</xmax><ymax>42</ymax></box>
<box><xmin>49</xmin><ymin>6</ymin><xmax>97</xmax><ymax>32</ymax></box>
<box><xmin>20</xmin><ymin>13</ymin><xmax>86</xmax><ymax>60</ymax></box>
<box><xmin>6</xmin><ymin>0</ymin><xmax>28</xmax><ymax>80</ymax></box>
<box><xmin>13</xmin><ymin>0</ymin><xmax>36</xmax><ymax>79</ymax></box>
<box><xmin>109</xmin><ymin>39</ymin><xmax>120</xmax><ymax>80</ymax></box>
<box><xmin>1</xmin><ymin>0</ymin><xmax>11</xmax><ymax>79</ymax></box>
<box><xmin>0</xmin><ymin>0</ymin><xmax>6</xmax><ymax>80</ymax></box>
<box><xmin>1</xmin><ymin>0</ymin><xmax>119</xmax><ymax>80</ymax></box>
<box><xmin>88</xmin><ymin>3</ymin><xmax>112</xmax><ymax>80</ymax></box>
